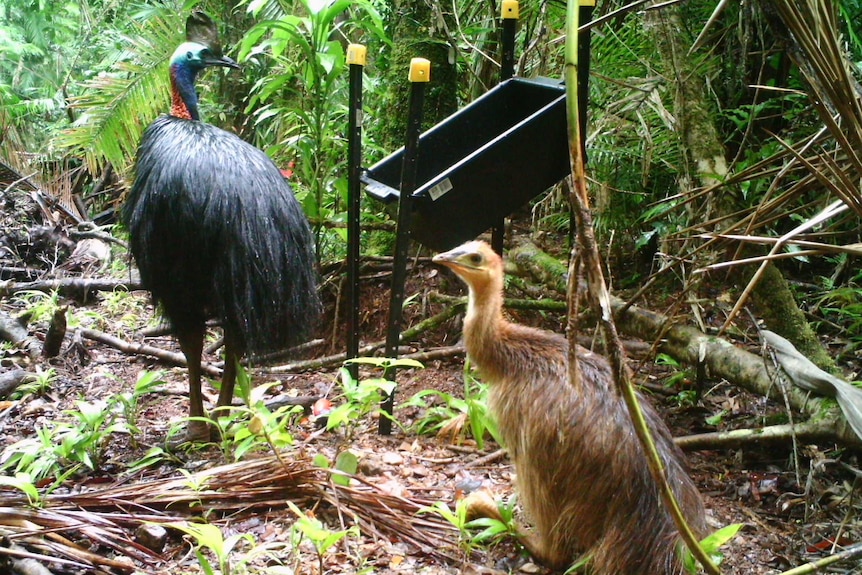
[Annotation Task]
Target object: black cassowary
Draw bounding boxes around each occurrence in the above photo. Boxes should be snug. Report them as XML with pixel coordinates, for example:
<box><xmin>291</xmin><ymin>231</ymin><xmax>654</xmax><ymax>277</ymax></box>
<box><xmin>123</xmin><ymin>13</ymin><xmax>321</xmax><ymax>443</ymax></box>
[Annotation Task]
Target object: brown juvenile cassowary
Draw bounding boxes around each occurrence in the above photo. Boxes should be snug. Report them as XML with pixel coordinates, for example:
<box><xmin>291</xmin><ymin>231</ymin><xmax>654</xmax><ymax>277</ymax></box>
<box><xmin>123</xmin><ymin>13</ymin><xmax>320</xmax><ymax>443</ymax></box>
<box><xmin>433</xmin><ymin>240</ymin><xmax>706</xmax><ymax>574</ymax></box>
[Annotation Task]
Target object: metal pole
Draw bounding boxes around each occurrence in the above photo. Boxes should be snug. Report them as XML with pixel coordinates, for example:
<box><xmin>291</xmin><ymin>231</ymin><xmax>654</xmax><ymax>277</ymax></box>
<box><xmin>491</xmin><ymin>0</ymin><xmax>519</xmax><ymax>255</ymax></box>
<box><xmin>345</xmin><ymin>43</ymin><xmax>366</xmax><ymax>379</ymax></box>
<box><xmin>379</xmin><ymin>58</ymin><xmax>430</xmax><ymax>435</ymax></box>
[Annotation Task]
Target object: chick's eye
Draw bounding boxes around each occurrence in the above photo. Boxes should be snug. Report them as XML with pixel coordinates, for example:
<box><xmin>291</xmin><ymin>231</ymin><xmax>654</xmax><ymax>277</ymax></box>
<box><xmin>469</xmin><ymin>254</ymin><xmax>483</xmax><ymax>265</ymax></box>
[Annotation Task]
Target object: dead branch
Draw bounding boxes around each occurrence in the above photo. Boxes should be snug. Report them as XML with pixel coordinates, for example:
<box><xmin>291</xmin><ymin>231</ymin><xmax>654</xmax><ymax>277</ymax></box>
<box><xmin>0</xmin><ymin>277</ymin><xmax>141</xmax><ymax>299</ymax></box>
<box><xmin>676</xmin><ymin>420</ymin><xmax>838</xmax><ymax>451</ymax></box>
<box><xmin>267</xmin><ymin>305</ymin><xmax>465</xmax><ymax>373</ymax></box>
<box><xmin>0</xmin><ymin>369</ymin><xmax>34</xmax><ymax>399</ymax></box>
<box><xmin>78</xmin><ymin>328</ymin><xmax>221</xmax><ymax>378</ymax></box>
<box><xmin>0</xmin><ymin>311</ymin><xmax>40</xmax><ymax>360</ymax></box>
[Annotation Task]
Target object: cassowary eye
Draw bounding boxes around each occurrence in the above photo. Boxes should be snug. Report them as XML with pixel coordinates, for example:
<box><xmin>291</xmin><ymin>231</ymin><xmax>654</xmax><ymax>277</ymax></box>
<box><xmin>186</xmin><ymin>51</ymin><xmax>193</xmax><ymax>60</ymax></box>
<box><xmin>469</xmin><ymin>254</ymin><xmax>483</xmax><ymax>265</ymax></box>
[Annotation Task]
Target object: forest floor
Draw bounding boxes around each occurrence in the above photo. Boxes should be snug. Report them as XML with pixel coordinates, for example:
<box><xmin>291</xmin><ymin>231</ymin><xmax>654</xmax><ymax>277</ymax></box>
<box><xmin>1</xmin><ymin>201</ymin><xmax>861</xmax><ymax>574</ymax></box>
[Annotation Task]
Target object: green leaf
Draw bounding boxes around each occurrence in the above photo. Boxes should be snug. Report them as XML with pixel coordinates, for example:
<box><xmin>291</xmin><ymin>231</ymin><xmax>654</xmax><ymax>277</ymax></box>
<box><xmin>333</xmin><ymin>450</ymin><xmax>358</xmax><ymax>486</ymax></box>
<box><xmin>701</xmin><ymin>523</ymin><xmax>744</xmax><ymax>553</ymax></box>
<box><xmin>0</xmin><ymin>473</ymin><xmax>40</xmax><ymax>506</ymax></box>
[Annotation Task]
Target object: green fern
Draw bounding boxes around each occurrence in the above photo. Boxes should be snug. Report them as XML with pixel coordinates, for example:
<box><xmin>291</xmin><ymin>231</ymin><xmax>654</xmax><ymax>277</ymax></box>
<box><xmin>51</xmin><ymin>13</ymin><xmax>183</xmax><ymax>176</ymax></box>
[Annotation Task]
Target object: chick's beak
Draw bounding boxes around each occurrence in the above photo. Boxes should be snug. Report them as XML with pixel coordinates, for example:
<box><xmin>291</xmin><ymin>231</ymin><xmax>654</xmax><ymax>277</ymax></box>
<box><xmin>433</xmin><ymin>246</ymin><xmax>475</xmax><ymax>270</ymax></box>
<box><xmin>432</xmin><ymin>249</ymin><xmax>459</xmax><ymax>266</ymax></box>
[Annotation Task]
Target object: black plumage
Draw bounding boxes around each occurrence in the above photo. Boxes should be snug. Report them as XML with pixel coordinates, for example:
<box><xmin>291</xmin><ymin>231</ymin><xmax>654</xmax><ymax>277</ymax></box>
<box><xmin>123</xmin><ymin>13</ymin><xmax>320</xmax><ymax>442</ymax></box>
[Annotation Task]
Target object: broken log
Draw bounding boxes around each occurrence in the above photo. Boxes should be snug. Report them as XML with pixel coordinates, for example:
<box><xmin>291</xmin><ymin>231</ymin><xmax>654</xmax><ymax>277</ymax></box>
<box><xmin>42</xmin><ymin>306</ymin><xmax>67</xmax><ymax>359</ymax></box>
<box><xmin>0</xmin><ymin>311</ymin><xmax>40</xmax><ymax>360</ymax></box>
<box><xmin>0</xmin><ymin>369</ymin><xmax>35</xmax><ymax>399</ymax></box>
<box><xmin>0</xmin><ymin>277</ymin><xmax>141</xmax><ymax>300</ymax></box>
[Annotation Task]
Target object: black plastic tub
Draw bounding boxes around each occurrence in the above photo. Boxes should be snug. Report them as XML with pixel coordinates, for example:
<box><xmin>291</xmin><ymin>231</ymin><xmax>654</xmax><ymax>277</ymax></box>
<box><xmin>362</xmin><ymin>76</ymin><xmax>570</xmax><ymax>251</ymax></box>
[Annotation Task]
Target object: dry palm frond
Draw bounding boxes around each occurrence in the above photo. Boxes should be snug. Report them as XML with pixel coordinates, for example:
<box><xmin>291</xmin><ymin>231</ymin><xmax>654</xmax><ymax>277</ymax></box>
<box><xmin>0</xmin><ymin>454</ymin><xmax>460</xmax><ymax>572</ymax></box>
<box><xmin>768</xmin><ymin>2</ymin><xmax>862</xmax><ymax>216</ymax></box>
<box><xmin>0</xmin><ymin>505</ymin><xmax>159</xmax><ymax>572</ymax></box>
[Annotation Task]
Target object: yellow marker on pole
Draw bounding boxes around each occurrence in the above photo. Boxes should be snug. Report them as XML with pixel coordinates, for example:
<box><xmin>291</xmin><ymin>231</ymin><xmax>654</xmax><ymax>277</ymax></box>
<box><xmin>381</xmin><ymin>56</ymin><xmax>430</xmax><ymax>434</ymax></box>
<box><xmin>408</xmin><ymin>58</ymin><xmax>431</xmax><ymax>83</ymax></box>
<box><xmin>502</xmin><ymin>0</ymin><xmax>519</xmax><ymax>19</ymax></box>
<box><xmin>347</xmin><ymin>43</ymin><xmax>367</xmax><ymax>66</ymax></box>
<box><xmin>346</xmin><ymin>43</ymin><xmax>367</xmax><ymax>373</ymax></box>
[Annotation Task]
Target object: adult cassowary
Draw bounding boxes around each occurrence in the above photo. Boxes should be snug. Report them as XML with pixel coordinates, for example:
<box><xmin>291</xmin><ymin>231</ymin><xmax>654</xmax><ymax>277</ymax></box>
<box><xmin>123</xmin><ymin>12</ymin><xmax>321</xmax><ymax>443</ymax></box>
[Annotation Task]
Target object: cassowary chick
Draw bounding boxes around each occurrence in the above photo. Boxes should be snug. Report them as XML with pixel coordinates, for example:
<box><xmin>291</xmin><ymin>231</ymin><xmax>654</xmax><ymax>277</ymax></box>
<box><xmin>433</xmin><ymin>240</ymin><xmax>707</xmax><ymax>575</ymax></box>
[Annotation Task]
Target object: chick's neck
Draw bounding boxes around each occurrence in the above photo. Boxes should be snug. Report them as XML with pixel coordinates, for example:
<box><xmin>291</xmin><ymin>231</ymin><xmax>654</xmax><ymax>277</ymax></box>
<box><xmin>462</xmin><ymin>269</ymin><xmax>506</xmax><ymax>353</ymax></box>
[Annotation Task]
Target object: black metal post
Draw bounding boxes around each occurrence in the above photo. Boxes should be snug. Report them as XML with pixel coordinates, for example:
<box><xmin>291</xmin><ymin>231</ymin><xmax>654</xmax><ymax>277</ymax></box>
<box><xmin>345</xmin><ymin>43</ymin><xmax>366</xmax><ymax>379</ymax></box>
<box><xmin>379</xmin><ymin>58</ymin><xmax>430</xmax><ymax>435</ymax></box>
<box><xmin>491</xmin><ymin>0</ymin><xmax>519</xmax><ymax>256</ymax></box>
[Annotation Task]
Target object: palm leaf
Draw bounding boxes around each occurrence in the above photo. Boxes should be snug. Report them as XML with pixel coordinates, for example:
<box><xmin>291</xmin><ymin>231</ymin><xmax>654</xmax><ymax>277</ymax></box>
<box><xmin>766</xmin><ymin>0</ymin><xmax>862</xmax><ymax>216</ymax></box>
<box><xmin>51</xmin><ymin>13</ymin><xmax>184</xmax><ymax>177</ymax></box>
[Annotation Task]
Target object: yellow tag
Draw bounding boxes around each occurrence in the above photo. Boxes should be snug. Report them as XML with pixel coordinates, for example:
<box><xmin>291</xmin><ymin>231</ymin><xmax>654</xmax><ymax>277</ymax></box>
<box><xmin>409</xmin><ymin>58</ymin><xmax>431</xmax><ymax>82</ymax></box>
<box><xmin>502</xmin><ymin>0</ymin><xmax>519</xmax><ymax>19</ymax></box>
<box><xmin>347</xmin><ymin>44</ymin><xmax>367</xmax><ymax>66</ymax></box>
<box><xmin>580</xmin><ymin>0</ymin><xmax>596</xmax><ymax>5</ymax></box>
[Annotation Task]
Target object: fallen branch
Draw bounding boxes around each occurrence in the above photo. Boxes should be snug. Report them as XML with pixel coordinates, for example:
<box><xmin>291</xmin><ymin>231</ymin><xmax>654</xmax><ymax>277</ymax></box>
<box><xmin>0</xmin><ymin>369</ymin><xmax>35</xmax><ymax>400</ymax></box>
<box><xmin>267</xmin><ymin>305</ymin><xmax>465</xmax><ymax>373</ymax></box>
<box><xmin>676</xmin><ymin>420</ymin><xmax>837</xmax><ymax>451</ymax></box>
<box><xmin>0</xmin><ymin>277</ymin><xmax>141</xmax><ymax>299</ymax></box>
<box><xmin>267</xmin><ymin>344</ymin><xmax>464</xmax><ymax>374</ymax></box>
<box><xmin>78</xmin><ymin>328</ymin><xmax>222</xmax><ymax>378</ymax></box>
<box><xmin>0</xmin><ymin>311</ymin><xmax>40</xmax><ymax>360</ymax></box>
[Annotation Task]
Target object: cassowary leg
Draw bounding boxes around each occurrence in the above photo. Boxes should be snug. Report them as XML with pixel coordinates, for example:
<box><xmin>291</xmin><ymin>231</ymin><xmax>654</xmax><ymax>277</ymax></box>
<box><xmin>176</xmin><ymin>324</ymin><xmax>210</xmax><ymax>443</ymax></box>
<box><xmin>216</xmin><ymin>334</ymin><xmax>239</xmax><ymax>410</ymax></box>
<box><xmin>463</xmin><ymin>490</ymin><xmax>573</xmax><ymax>571</ymax></box>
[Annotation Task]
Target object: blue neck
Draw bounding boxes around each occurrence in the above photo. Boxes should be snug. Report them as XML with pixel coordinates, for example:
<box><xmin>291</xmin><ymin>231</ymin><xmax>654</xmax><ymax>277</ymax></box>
<box><xmin>170</xmin><ymin>62</ymin><xmax>201</xmax><ymax>121</ymax></box>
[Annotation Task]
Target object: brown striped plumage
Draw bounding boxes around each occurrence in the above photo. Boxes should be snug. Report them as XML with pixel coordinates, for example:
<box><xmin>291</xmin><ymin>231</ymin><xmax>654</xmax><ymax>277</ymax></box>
<box><xmin>433</xmin><ymin>240</ymin><xmax>706</xmax><ymax>574</ymax></box>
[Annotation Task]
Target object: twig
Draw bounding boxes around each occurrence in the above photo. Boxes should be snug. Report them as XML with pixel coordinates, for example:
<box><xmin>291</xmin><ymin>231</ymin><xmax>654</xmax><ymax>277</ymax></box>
<box><xmin>778</xmin><ymin>542</ymin><xmax>862</xmax><ymax>575</ymax></box>
<box><xmin>563</xmin><ymin>3</ymin><xmax>717</xmax><ymax>573</ymax></box>
<box><xmin>463</xmin><ymin>448</ymin><xmax>507</xmax><ymax>469</ymax></box>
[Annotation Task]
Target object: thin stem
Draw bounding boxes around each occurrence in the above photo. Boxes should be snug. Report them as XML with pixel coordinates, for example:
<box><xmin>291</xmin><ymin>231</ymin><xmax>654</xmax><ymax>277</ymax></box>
<box><xmin>563</xmin><ymin>2</ymin><xmax>719</xmax><ymax>573</ymax></box>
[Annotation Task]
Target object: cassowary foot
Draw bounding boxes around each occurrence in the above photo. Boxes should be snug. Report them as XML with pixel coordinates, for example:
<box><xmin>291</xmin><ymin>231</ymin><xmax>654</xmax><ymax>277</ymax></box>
<box><xmin>463</xmin><ymin>490</ymin><xmax>575</xmax><ymax>572</ymax></box>
<box><xmin>165</xmin><ymin>419</ymin><xmax>215</xmax><ymax>450</ymax></box>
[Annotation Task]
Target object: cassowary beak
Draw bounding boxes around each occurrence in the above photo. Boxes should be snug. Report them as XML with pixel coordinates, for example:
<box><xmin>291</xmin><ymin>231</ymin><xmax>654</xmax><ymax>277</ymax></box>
<box><xmin>205</xmin><ymin>54</ymin><xmax>241</xmax><ymax>70</ymax></box>
<box><xmin>433</xmin><ymin>244</ymin><xmax>483</xmax><ymax>271</ymax></box>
